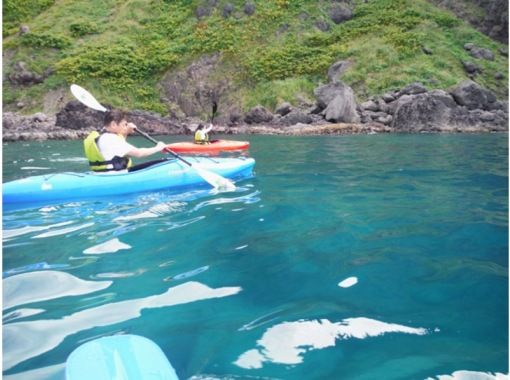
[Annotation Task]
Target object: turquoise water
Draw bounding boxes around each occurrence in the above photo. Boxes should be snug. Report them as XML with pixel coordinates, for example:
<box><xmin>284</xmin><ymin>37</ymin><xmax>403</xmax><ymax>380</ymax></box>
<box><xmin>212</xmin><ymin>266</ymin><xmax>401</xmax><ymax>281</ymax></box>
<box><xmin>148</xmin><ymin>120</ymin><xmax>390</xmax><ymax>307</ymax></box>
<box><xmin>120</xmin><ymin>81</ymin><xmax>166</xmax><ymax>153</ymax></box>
<box><xmin>2</xmin><ymin>134</ymin><xmax>508</xmax><ymax>380</ymax></box>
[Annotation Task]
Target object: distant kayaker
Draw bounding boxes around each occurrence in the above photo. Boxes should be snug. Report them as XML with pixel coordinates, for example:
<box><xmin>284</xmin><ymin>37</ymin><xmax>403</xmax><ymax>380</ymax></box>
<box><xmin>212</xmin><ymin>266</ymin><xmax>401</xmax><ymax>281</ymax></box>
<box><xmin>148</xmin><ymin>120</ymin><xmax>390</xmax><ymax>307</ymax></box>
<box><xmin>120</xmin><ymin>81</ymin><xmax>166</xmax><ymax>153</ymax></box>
<box><xmin>84</xmin><ymin>110</ymin><xmax>166</xmax><ymax>173</ymax></box>
<box><xmin>194</xmin><ymin>123</ymin><xmax>213</xmax><ymax>144</ymax></box>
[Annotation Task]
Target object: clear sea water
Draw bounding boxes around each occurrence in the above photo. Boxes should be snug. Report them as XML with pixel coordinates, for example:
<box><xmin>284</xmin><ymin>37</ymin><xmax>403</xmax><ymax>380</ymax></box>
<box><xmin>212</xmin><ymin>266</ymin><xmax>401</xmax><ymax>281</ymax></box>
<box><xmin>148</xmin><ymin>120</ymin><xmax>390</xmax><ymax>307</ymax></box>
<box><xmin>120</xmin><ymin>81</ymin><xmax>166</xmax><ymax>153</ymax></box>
<box><xmin>2</xmin><ymin>134</ymin><xmax>509</xmax><ymax>380</ymax></box>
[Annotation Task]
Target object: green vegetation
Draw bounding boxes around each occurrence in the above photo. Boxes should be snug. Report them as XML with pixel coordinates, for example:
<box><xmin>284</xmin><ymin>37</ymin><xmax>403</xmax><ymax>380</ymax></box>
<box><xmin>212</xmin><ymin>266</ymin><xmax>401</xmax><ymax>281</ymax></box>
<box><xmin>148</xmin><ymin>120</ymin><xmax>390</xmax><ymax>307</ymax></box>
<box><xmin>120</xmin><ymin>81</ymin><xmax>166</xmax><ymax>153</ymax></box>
<box><xmin>3</xmin><ymin>0</ymin><xmax>508</xmax><ymax>115</ymax></box>
<box><xmin>3</xmin><ymin>0</ymin><xmax>55</xmax><ymax>32</ymax></box>
<box><xmin>69</xmin><ymin>22</ymin><xmax>100</xmax><ymax>37</ymax></box>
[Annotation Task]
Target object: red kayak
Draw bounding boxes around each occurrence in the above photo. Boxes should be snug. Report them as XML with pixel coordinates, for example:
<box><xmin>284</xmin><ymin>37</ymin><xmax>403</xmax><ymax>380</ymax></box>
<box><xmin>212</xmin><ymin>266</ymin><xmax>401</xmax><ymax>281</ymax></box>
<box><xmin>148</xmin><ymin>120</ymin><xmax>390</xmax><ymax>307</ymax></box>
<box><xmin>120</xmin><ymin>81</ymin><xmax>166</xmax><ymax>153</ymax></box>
<box><xmin>166</xmin><ymin>140</ymin><xmax>250</xmax><ymax>154</ymax></box>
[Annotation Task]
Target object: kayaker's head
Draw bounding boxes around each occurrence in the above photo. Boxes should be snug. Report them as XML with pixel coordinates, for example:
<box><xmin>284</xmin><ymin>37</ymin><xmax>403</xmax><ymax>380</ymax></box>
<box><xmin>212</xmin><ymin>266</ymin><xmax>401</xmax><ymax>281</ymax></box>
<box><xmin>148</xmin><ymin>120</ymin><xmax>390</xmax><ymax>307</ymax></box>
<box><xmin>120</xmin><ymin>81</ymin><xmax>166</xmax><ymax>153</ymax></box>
<box><xmin>196</xmin><ymin>124</ymin><xmax>204</xmax><ymax>131</ymax></box>
<box><xmin>103</xmin><ymin>110</ymin><xmax>135</xmax><ymax>137</ymax></box>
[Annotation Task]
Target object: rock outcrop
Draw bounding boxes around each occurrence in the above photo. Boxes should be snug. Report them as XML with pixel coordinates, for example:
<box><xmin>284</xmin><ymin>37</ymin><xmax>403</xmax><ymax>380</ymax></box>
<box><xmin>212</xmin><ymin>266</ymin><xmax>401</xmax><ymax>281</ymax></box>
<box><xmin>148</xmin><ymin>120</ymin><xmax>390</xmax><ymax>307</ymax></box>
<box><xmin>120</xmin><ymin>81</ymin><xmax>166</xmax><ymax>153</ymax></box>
<box><xmin>8</xmin><ymin>61</ymin><xmax>45</xmax><ymax>86</ymax></box>
<box><xmin>55</xmin><ymin>100</ymin><xmax>185</xmax><ymax>135</ymax></box>
<box><xmin>3</xmin><ymin>62</ymin><xmax>508</xmax><ymax>141</ymax></box>
<box><xmin>430</xmin><ymin>0</ymin><xmax>508</xmax><ymax>43</ymax></box>
<box><xmin>3</xmin><ymin>112</ymin><xmax>87</xmax><ymax>141</ymax></box>
<box><xmin>387</xmin><ymin>81</ymin><xmax>507</xmax><ymax>132</ymax></box>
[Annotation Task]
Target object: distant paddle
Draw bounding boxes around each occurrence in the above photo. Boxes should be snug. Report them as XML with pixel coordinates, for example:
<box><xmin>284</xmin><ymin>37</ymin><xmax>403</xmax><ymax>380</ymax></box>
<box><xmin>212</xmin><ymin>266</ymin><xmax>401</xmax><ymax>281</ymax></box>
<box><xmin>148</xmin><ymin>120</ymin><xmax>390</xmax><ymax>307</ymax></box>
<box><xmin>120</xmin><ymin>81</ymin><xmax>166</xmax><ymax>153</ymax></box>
<box><xmin>70</xmin><ymin>84</ymin><xmax>235</xmax><ymax>191</ymax></box>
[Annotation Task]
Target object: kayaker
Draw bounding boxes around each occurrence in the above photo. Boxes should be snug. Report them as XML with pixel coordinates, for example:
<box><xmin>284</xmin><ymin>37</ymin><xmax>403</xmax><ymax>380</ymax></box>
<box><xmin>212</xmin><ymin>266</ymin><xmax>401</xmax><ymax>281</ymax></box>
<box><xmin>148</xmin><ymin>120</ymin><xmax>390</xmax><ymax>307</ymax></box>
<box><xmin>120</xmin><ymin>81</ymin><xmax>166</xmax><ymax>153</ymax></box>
<box><xmin>84</xmin><ymin>110</ymin><xmax>167</xmax><ymax>173</ymax></box>
<box><xmin>194</xmin><ymin>123</ymin><xmax>213</xmax><ymax>144</ymax></box>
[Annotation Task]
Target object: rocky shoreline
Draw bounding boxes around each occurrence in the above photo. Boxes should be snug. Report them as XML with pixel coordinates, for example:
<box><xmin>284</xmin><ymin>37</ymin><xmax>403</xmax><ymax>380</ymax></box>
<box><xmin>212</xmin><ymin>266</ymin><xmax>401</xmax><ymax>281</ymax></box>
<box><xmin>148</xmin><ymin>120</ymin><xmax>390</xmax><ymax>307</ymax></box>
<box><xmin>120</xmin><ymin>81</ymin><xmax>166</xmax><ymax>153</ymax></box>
<box><xmin>3</xmin><ymin>59</ymin><xmax>508</xmax><ymax>142</ymax></box>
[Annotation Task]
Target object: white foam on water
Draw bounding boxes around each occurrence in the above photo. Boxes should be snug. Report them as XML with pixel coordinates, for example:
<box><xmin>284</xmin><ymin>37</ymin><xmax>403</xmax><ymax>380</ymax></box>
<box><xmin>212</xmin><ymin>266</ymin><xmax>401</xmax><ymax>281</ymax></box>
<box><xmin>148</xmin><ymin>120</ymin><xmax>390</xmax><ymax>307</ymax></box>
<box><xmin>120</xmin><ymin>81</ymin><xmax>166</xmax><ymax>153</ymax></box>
<box><xmin>20</xmin><ymin>166</ymin><xmax>51</xmax><ymax>170</ymax></box>
<box><xmin>426</xmin><ymin>371</ymin><xmax>509</xmax><ymax>380</ymax></box>
<box><xmin>3</xmin><ymin>221</ymin><xmax>73</xmax><ymax>239</ymax></box>
<box><xmin>163</xmin><ymin>216</ymin><xmax>206</xmax><ymax>231</ymax></box>
<box><xmin>39</xmin><ymin>206</ymin><xmax>58</xmax><ymax>212</ymax></box>
<box><xmin>83</xmin><ymin>238</ymin><xmax>131</xmax><ymax>255</ymax></box>
<box><xmin>3</xmin><ymin>270</ymin><xmax>112</xmax><ymax>310</ymax></box>
<box><xmin>92</xmin><ymin>269</ymin><xmax>147</xmax><ymax>279</ymax></box>
<box><xmin>111</xmin><ymin>202</ymin><xmax>184</xmax><ymax>221</ymax></box>
<box><xmin>3</xmin><ymin>281</ymin><xmax>242</xmax><ymax>370</ymax></box>
<box><xmin>234</xmin><ymin>317</ymin><xmax>428</xmax><ymax>369</ymax></box>
<box><xmin>338</xmin><ymin>276</ymin><xmax>358</xmax><ymax>288</ymax></box>
<box><xmin>235</xmin><ymin>245</ymin><xmax>248</xmax><ymax>250</ymax></box>
<box><xmin>113</xmin><ymin>211</ymin><xmax>159</xmax><ymax>221</ymax></box>
<box><xmin>31</xmin><ymin>222</ymin><xmax>94</xmax><ymax>238</ymax></box>
<box><xmin>52</xmin><ymin>157</ymin><xmax>88</xmax><ymax>162</ymax></box>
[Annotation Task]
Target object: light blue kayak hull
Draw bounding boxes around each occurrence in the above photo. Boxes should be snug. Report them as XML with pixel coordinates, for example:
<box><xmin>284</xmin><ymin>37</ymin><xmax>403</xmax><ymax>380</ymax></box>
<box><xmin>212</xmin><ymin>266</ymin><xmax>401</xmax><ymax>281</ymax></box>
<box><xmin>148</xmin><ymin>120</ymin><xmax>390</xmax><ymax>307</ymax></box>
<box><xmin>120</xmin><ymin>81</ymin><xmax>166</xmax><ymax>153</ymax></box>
<box><xmin>66</xmin><ymin>335</ymin><xmax>178</xmax><ymax>380</ymax></box>
<box><xmin>3</xmin><ymin>156</ymin><xmax>255</xmax><ymax>205</ymax></box>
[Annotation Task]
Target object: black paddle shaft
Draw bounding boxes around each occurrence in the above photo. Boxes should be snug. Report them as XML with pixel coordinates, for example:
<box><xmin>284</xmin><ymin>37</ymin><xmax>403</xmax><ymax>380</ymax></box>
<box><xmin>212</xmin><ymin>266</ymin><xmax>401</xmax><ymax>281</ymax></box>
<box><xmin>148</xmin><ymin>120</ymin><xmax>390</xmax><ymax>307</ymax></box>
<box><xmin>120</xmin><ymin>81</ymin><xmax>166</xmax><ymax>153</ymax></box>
<box><xmin>133</xmin><ymin>128</ymin><xmax>193</xmax><ymax>167</ymax></box>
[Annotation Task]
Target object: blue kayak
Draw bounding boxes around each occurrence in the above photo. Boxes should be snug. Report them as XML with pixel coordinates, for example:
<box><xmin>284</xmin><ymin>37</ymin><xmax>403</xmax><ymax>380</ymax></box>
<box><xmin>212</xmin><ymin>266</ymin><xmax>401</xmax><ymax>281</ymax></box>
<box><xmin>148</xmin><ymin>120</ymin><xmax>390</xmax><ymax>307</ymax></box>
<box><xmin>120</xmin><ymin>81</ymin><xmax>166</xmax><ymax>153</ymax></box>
<box><xmin>3</xmin><ymin>156</ymin><xmax>255</xmax><ymax>205</ymax></box>
<box><xmin>66</xmin><ymin>335</ymin><xmax>178</xmax><ymax>380</ymax></box>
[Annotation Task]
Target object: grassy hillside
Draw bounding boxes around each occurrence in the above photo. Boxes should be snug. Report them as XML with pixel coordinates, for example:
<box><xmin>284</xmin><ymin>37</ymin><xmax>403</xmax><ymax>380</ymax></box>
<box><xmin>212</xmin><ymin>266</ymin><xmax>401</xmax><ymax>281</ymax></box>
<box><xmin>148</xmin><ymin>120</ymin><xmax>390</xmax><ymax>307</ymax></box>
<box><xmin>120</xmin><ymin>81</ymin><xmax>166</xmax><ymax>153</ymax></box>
<box><xmin>3</xmin><ymin>0</ymin><xmax>508</xmax><ymax>116</ymax></box>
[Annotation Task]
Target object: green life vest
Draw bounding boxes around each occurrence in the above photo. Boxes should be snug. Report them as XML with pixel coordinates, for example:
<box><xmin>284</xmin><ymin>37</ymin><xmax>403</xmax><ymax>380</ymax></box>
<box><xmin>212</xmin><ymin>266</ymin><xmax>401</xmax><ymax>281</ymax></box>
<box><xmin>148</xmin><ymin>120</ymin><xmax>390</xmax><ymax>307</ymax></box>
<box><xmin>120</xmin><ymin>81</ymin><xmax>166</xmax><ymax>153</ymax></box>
<box><xmin>194</xmin><ymin>130</ymin><xmax>209</xmax><ymax>144</ymax></box>
<box><xmin>83</xmin><ymin>131</ymin><xmax>132</xmax><ymax>172</ymax></box>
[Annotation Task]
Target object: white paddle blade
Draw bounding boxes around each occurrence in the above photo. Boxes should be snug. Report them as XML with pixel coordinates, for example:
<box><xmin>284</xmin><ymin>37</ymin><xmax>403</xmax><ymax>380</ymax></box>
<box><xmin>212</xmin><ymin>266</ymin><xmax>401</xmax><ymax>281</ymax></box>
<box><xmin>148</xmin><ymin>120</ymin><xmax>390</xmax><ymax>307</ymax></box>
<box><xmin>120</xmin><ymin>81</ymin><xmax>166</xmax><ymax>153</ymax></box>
<box><xmin>192</xmin><ymin>165</ymin><xmax>236</xmax><ymax>191</ymax></box>
<box><xmin>70</xmin><ymin>84</ymin><xmax>108</xmax><ymax>112</ymax></box>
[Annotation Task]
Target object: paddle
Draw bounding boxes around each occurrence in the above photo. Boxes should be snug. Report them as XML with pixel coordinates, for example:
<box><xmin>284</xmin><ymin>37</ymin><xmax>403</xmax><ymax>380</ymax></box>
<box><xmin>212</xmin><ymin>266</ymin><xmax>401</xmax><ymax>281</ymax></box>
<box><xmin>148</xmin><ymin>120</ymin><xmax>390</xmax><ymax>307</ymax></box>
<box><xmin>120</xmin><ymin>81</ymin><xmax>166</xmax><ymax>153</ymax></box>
<box><xmin>70</xmin><ymin>84</ymin><xmax>236</xmax><ymax>190</ymax></box>
<box><xmin>133</xmin><ymin>127</ymin><xmax>236</xmax><ymax>190</ymax></box>
<box><xmin>211</xmin><ymin>100</ymin><xmax>218</xmax><ymax>123</ymax></box>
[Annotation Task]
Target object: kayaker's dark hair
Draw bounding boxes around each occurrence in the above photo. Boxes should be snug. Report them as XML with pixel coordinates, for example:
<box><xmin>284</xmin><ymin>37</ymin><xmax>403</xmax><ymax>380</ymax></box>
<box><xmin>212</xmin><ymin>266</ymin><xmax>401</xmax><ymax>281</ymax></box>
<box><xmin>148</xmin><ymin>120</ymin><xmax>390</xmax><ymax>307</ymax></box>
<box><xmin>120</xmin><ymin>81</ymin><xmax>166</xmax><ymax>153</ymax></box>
<box><xmin>196</xmin><ymin>124</ymin><xmax>204</xmax><ymax>131</ymax></box>
<box><xmin>103</xmin><ymin>110</ymin><xmax>127</xmax><ymax>126</ymax></box>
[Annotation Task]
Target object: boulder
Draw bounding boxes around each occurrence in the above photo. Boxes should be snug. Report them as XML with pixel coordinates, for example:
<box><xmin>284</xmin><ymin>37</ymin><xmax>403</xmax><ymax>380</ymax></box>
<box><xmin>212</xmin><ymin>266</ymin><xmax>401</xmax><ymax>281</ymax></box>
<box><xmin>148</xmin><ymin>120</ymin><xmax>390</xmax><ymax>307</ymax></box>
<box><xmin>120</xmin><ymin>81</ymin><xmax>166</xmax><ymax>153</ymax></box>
<box><xmin>195</xmin><ymin>6</ymin><xmax>211</xmax><ymax>19</ymax></box>
<box><xmin>382</xmin><ymin>93</ymin><xmax>396</xmax><ymax>103</ymax></box>
<box><xmin>392</xmin><ymin>90</ymin><xmax>457</xmax><ymax>131</ymax></box>
<box><xmin>19</xmin><ymin>25</ymin><xmax>30</xmax><ymax>35</ymax></box>
<box><xmin>244</xmin><ymin>2</ymin><xmax>256</xmax><ymax>15</ymax></box>
<box><xmin>462</xmin><ymin>60</ymin><xmax>481</xmax><ymax>74</ymax></box>
<box><xmin>228</xmin><ymin>107</ymin><xmax>243</xmax><ymax>125</ymax></box>
<box><xmin>314</xmin><ymin>81</ymin><xmax>359</xmax><ymax>123</ymax></box>
<box><xmin>329</xmin><ymin>4</ymin><xmax>353</xmax><ymax>24</ymax></box>
<box><xmin>317</xmin><ymin>84</ymin><xmax>360</xmax><ymax>123</ymax></box>
<box><xmin>392</xmin><ymin>85</ymin><xmax>507</xmax><ymax>132</ymax></box>
<box><xmin>279</xmin><ymin>110</ymin><xmax>313</xmax><ymax>126</ymax></box>
<box><xmin>422</xmin><ymin>46</ymin><xmax>433</xmax><ymax>55</ymax></box>
<box><xmin>398</xmin><ymin>82</ymin><xmax>427</xmax><ymax>96</ymax></box>
<box><xmin>275</xmin><ymin>102</ymin><xmax>292</xmax><ymax>116</ymax></box>
<box><xmin>377</xmin><ymin>114</ymin><xmax>393</xmax><ymax>125</ymax></box>
<box><xmin>55</xmin><ymin>101</ymin><xmax>104</xmax><ymax>130</ymax></box>
<box><xmin>473</xmin><ymin>47</ymin><xmax>495</xmax><ymax>60</ymax></box>
<box><xmin>244</xmin><ymin>105</ymin><xmax>273</xmax><ymax>124</ymax></box>
<box><xmin>360</xmin><ymin>100</ymin><xmax>378</xmax><ymax>112</ymax></box>
<box><xmin>450</xmin><ymin>80</ymin><xmax>497</xmax><ymax>110</ymax></box>
<box><xmin>8</xmin><ymin>61</ymin><xmax>44</xmax><ymax>86</ymax></box>
<box><xmin>327</xmin><ymin>60</ymin><xmax>351</xmax><ymax>83</ymax></box>
<box><xmin>223</xmin><ymin>3</ymin><xmax>234</xmax><ymax>17</ymax></box>
<box><xmin>315</xmin><ymin>82</ymin><xmax>353</xmax><ymax>108</ymax></box>
<box><xmin>33</xmin><ymin>112</ymin><xmax>48</xmax><ymax>122</ymax></box>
